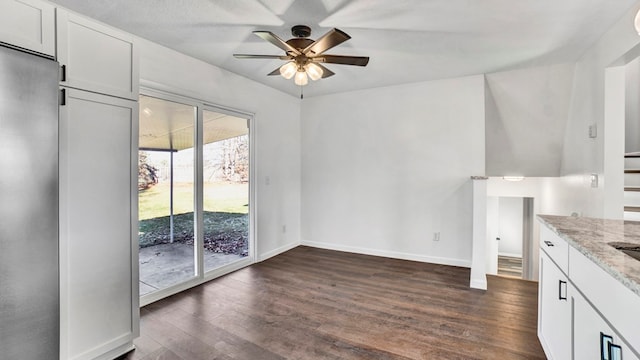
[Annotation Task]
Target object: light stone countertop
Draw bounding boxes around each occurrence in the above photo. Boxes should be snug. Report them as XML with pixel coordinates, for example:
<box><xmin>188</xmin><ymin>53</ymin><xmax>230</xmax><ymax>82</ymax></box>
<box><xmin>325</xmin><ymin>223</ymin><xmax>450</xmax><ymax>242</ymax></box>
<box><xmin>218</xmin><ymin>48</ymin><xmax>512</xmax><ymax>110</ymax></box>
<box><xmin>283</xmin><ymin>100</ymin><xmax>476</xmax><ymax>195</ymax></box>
<box><xmin>537</xmin><ymin>215</ymin><xmax>640</xmax><ymax>297</ymax></box>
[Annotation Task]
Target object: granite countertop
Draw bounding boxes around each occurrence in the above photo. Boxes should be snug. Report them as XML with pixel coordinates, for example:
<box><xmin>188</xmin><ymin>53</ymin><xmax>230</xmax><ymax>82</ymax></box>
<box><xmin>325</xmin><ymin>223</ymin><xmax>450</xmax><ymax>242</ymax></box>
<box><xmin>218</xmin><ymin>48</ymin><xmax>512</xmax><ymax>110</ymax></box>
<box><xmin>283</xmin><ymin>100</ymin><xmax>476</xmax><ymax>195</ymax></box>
<box><xmin>537</xmin><ymin>215</ymin><xmax>640</xmax><ymax>297</ymax></box>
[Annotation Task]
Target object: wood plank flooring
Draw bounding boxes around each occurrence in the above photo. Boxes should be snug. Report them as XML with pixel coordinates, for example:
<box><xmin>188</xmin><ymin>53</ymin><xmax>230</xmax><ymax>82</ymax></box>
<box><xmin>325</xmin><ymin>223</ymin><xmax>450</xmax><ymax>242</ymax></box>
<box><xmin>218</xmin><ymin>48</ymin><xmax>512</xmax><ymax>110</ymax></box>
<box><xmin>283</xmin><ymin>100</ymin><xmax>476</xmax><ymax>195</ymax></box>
<box><xmin>123</xmin><ymin>246</ymin><xmax>545</xmax><ymax>360</ymax></box>
<box><xmin>497</xmin><ymin>255</ymin><xmax>523</xmax><ymax>278</ymax></box>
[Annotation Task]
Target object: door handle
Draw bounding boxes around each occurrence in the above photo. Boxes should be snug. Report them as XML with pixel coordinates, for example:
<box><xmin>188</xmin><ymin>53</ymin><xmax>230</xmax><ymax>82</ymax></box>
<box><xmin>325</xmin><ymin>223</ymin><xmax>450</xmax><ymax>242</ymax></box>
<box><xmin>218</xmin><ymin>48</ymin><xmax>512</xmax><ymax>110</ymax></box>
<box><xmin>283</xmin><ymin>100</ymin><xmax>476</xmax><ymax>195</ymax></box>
<box><xmin>558</xmin><ymin>280</ymin><xmax>567</xmax><ymax>300</ymax></box>
<box><xmin>544</xmin><ymin>240</ymin><xmax>555</xmax><ymax>247</ymax></box>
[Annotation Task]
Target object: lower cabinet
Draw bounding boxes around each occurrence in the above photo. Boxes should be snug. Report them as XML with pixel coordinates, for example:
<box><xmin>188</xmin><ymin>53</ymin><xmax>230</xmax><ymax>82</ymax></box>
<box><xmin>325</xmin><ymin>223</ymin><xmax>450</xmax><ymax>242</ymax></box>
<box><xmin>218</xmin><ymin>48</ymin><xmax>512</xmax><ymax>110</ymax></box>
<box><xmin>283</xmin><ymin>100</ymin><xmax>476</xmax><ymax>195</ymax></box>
<box><xmin>538</xmin><ymin>251</ymin><xmax>571</xmax><ymax>360</ymax></box>
<box><xmin>59</xmin><ymin>88</ymin><xmax>139</xmax><ymax>360</ymax></box>
<box><xmin>538</xmin><ymin>222</ymin><xmax>640</xmax><ymax>360</ymax></box>
<box><xmin>572</xmin><ymin>288</ymin><xmax>639</xmax><ymax>360</ymax></box>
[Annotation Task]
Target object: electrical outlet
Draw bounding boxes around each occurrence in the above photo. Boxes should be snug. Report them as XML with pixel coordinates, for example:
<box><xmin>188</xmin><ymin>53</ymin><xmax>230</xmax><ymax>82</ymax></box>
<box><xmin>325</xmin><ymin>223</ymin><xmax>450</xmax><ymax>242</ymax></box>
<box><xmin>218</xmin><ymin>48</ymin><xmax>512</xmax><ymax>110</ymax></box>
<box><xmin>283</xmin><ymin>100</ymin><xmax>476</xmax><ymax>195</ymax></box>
<box><xmin>433</xmin><ymin>232</ymin><xmax>440</xmax><ymax>241</ymax></box>
<box><xmin>265</xmin><ymin>176</ymin><xmax>270</xmax><ymax>186</ymax></box>
<box><xmin>589</xmin><ymin>124</ymin><xmax>597</xmax><ymax>138</ymax></box>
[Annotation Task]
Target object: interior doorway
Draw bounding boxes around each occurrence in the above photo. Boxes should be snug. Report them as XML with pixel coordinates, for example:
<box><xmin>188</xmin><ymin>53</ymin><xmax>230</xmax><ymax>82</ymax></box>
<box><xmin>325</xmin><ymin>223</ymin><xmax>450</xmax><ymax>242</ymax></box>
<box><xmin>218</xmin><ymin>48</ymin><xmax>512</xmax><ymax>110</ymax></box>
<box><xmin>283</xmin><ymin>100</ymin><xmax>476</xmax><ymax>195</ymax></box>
<box><xmin>487</xmin><ymin>196</ymin><xmax>534</xmax><ymax>279</ymax></box>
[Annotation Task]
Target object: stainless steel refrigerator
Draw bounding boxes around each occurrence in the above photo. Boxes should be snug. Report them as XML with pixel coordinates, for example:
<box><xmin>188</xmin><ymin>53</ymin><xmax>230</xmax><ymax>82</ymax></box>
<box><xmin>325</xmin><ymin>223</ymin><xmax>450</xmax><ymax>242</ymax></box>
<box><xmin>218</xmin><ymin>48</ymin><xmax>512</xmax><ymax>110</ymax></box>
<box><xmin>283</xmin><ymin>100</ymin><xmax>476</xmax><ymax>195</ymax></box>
<box><xmin>0</xmin><ymin>44</ymin><xmax>60</xmax><ymax>359</ymax></box>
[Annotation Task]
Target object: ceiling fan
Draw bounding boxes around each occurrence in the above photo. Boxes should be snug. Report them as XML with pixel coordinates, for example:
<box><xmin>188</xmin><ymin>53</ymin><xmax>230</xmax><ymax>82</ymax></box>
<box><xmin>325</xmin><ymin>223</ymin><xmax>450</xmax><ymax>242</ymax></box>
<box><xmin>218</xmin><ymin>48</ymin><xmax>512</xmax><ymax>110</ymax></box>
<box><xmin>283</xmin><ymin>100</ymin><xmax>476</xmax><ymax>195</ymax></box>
<box><xmin>234</xmin><ymin>25</ymin><xmax>369</xmax><ymax>87</ymax></box>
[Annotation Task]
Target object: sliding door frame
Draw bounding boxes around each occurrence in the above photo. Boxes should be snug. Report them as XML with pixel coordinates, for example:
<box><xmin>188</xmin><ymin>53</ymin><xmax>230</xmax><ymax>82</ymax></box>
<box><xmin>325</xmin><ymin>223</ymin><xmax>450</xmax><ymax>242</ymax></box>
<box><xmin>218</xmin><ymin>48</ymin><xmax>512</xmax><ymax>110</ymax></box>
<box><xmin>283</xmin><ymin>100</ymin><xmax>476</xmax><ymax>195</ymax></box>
<box><xmin>139</xmin><ymin>86</ymin><xmax>256</xmax><ymax>306</ymax></box>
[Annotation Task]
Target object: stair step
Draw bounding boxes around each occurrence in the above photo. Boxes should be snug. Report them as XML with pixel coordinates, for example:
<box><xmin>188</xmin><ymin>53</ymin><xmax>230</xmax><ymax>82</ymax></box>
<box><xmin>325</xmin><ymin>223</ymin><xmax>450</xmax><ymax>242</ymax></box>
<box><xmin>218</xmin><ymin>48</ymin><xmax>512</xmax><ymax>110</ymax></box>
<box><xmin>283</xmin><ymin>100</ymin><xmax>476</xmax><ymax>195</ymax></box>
<box><xmin>625</xmin><ymin>152</ymin><xmax>640</xmax><ymax>158</ymax></box>
<box><xmin>625</xmin><ymin>157</ymin><xmax>640</xmax><ymax>168</ymax></box>
<box><xmin>624</xmin><ymin>206</ymin><xmax>640</xmax><ymax>212</ymax></box>
<box><xmin>624</xmin><ymin>211</ymin><xmax>640</xmax><ymax>221</ymax></box>
<box><xmin>625</xmin><ymin>169</ymin><xmax>640</xmax><ymax>174</ymax></box>
<box><xmin>626</xmin><ymin>187</ymin><xmax>640</xmax><ymax>192</ymax></box>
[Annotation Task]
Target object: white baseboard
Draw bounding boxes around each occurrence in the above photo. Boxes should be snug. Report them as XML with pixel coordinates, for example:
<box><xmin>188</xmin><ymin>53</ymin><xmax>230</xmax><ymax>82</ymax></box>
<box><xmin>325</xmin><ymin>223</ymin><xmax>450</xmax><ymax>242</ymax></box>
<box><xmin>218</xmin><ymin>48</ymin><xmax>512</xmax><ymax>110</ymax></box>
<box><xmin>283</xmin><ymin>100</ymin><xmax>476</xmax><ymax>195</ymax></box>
<box><xmin>71</xmin><ymin>337</ymin><xmax>134</xmax><ymax>360</ymax></box>
<box><xmin>470</xmin><ymin>278</ymin><xmax>487</xmax><ymax>290</ymax></box>
<box><xmin>300</xmin><ymin>240</ymin><xmax>471</xmax><ymax>268</ymax></box>
<box><xmin>258</xmin><ymin>241</ymin><xmax>300</xmax><ymax>262</ymax></box>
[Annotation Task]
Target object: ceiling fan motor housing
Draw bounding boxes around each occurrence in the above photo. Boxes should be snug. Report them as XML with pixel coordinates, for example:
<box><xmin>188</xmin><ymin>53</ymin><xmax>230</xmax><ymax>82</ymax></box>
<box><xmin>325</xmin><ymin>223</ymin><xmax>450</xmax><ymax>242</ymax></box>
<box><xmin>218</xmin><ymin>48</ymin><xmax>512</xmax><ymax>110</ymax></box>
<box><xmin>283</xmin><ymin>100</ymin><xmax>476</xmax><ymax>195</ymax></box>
<box><xmin>291</xmin><ymin>25</ymin><xmax>311</xmax><ymax>38</ymax></box>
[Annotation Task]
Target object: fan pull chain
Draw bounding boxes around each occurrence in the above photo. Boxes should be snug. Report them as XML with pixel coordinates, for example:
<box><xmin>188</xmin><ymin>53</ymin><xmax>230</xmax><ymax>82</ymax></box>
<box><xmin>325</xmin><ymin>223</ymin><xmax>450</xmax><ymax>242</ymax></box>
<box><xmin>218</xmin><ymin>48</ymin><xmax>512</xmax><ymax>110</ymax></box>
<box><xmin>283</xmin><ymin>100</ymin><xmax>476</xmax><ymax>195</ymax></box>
<box><xmin>300</xmin><ymin>85</ymin><xmax>304</xmax><ymax>99</ymax></box>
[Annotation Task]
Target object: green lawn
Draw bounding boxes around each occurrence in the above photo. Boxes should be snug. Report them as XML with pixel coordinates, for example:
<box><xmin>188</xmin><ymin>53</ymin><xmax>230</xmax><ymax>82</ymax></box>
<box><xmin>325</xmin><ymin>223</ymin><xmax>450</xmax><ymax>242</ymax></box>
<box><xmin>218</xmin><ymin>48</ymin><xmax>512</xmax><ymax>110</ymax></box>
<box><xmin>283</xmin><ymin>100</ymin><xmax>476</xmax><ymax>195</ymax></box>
<box><xmin>138</xmin><ymin>211</ymin><xmax>248</xmax><ymax>253</ymax></box>
<box><xmin>138</xmin><ymin>182</ymin><xmax>248</xmax><ymax>220</ymax></box>
<box><xmin>138</xmin><ymin>181</ymin><xmax>249</xmax><ymax>255</ymax></box>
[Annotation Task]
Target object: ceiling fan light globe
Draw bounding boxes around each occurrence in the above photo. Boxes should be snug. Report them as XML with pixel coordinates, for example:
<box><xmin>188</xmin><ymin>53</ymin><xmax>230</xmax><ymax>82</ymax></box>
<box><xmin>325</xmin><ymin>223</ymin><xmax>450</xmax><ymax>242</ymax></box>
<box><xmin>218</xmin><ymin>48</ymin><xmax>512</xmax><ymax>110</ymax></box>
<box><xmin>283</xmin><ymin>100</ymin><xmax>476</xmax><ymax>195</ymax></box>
<box><xmin>279</xmin><ymin>62</ymin><xmax>297</xmax><ymax>79</ymax></box>
<box><xmin>306</xmin><ymin>63</ymin><xmax>323</xmax><ymax>81</ymax></box>
<box><xmin>635</xmin><ymin>8</ymin><xmax>640</xmax><ymax>35</ymax></box>
<box><xmin>294</xmin><ymin>70</ymin><xmax>308</xmax><ymax>86</ymax></box>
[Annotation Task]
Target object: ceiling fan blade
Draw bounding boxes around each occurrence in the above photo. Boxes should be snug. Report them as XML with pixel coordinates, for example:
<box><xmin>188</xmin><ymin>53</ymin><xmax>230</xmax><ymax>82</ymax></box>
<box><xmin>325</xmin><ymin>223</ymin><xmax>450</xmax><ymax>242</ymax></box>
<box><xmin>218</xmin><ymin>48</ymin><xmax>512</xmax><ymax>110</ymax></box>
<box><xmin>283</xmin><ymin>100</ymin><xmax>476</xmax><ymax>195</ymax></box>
<box><xmin>316</xmin><ymin>55</ymin><xmax>369</xmax><ymax>66</ymax></box>
<box><xmin>315</xmin><ymin>63</ymin><xmax>335</xmax><ymax>78</ymax></box>
<box><xmin>267</xmin><ymin>67</ymin><xmax>281</xmax><ymax>76</ymax></box>
<box><xmin>233</xmin><ymin>54</ymin><xmax>291</xmax><ymax>60</ymax></box>
<box><xmin>303</xmin><ymin>28</ymin><xmax>351</xmax><ymax>56</ymax></box>
<box><xmin>253</xmin><ymin>31</ymin><xmax>301</xmax><ymax>55</ymax></box>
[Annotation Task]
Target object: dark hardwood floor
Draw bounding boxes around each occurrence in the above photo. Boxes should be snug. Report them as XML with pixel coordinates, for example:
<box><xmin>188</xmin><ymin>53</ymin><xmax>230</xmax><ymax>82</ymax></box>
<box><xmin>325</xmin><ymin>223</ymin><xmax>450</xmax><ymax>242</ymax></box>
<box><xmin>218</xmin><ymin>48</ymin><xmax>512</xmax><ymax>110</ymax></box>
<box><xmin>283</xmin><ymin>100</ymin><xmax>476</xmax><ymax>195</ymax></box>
<box><xmin>124</xmin><ymin>246</ymin><xmax>545</xmax><ymax>360</ymax></box>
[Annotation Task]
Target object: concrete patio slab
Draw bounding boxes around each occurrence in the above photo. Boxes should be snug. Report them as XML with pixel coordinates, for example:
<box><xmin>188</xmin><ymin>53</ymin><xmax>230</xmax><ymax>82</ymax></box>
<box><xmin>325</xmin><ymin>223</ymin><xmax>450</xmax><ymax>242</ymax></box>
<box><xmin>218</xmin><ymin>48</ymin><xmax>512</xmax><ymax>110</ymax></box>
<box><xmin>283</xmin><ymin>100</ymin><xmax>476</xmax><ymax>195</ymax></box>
<box><xmin>139</xmin><ymin>243</ymin><xmax>244</xmax><ymax>296</ymax></box>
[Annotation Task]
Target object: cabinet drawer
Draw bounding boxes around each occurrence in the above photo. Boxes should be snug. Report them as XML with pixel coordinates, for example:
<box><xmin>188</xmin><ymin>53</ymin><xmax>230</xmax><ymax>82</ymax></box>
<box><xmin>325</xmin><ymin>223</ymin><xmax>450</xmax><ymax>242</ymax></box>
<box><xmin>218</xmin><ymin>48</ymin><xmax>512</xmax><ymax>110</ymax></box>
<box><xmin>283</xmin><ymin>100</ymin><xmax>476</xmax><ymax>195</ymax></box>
<box><xmin>0</xmin><ymin>0</ymin><xmax>55</xmax><ymax>56</ymax></box>
<box><xmin>569</xmin><ymin>246</ymin><xmax>640</xmax><ymax>356</ymax></box>
<box><xmin>540</xmin><ymin>225</ymin><xmax>568</xmax><ymax>274</ymax></box>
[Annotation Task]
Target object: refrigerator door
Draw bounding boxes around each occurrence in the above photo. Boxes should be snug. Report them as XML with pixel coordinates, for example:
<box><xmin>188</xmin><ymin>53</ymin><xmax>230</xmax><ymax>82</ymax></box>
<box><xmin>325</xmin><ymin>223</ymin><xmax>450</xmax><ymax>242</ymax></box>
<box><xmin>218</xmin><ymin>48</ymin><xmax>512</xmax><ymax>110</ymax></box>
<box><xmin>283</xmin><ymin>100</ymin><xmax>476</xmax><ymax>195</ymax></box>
<box><xmin>0</xmin><ymin>46</ymin><xmax>59</xmax><ymax>359</ymax></box>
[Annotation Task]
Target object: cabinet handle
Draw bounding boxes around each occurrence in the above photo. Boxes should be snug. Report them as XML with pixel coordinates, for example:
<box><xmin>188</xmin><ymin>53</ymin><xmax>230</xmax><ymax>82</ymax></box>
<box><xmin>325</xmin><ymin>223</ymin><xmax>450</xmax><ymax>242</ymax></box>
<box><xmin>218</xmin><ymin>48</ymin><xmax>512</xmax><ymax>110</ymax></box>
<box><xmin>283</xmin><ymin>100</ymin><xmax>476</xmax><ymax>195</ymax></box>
<box><xmin>60</xmin><ymin>64</ymin><xmax>67</xmax><ymax>82</ymax></box>
<box><xmin>600</xmin><ymin>333</ymin><xmax>625</xmax><ymax>360</ymax></box>
<box><xmin>59</xmin><ymin>88</ymin><xmax>66</xmax><ymax>106</ymax></box>
<box><xmin>609</xmin><ymin>343</ymin><xmax>622</xmax><ymax>360</ymax></box>
<box><xmin>558</xmin><ymin>280</ymin><xmax>567</xmax><ymax>300</ymax></box>
<box><xmin>544</xmin><ymin>240</ymin><xmax>555</xmax><ymax>247</ymax></box>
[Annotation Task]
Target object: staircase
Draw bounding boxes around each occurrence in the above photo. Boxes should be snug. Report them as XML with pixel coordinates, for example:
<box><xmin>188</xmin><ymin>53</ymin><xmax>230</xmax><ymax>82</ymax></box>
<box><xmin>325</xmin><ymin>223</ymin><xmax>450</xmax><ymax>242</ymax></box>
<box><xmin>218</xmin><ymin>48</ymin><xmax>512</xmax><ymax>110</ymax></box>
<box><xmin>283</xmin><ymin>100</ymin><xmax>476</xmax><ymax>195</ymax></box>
<box><xmin>624</xmin><ymin>152</ymin><xmax>640</xmax><ymax>220</ymax></box>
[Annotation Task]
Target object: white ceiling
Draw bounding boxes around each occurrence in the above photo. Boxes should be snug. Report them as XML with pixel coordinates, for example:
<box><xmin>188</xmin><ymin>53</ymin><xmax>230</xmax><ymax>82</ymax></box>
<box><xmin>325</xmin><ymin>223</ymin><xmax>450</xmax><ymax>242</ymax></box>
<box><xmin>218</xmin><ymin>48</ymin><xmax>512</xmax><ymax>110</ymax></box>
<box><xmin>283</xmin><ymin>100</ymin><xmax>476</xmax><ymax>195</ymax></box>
<box><xmin>50</xmin><ymin>0</ymin><xmax>638</xmax><ymax>98</ymax></box>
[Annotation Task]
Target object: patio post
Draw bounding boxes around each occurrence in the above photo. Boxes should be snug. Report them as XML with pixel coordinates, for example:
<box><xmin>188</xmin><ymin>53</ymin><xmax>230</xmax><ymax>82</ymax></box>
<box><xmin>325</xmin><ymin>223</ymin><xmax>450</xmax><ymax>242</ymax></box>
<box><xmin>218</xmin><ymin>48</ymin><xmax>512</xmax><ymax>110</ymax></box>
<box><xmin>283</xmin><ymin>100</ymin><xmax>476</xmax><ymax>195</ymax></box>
<box><xmin>170</xmin><ymin>150</ymin><xmax>174</xmax><ymax>243</ymax></box>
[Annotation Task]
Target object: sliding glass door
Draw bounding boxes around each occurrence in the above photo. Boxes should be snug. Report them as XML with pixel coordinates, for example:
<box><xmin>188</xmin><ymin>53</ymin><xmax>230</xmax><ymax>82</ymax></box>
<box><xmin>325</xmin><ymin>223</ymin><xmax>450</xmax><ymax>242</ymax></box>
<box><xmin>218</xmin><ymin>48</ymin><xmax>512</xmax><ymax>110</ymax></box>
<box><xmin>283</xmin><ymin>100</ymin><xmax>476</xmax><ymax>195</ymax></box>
<box><xmin>138</xmin><ymin>96</ymin><xmax>196</xmax><ymax>296</ymax></box>
<box><xmin>202</xmin><ymin>109</ymin><xmax>249</xmax><ymax>272</ymax></box>
<box><xmin>137</xmin><ymin>94</ymin><xmax>252</xmax><ymax>300</ymax></box>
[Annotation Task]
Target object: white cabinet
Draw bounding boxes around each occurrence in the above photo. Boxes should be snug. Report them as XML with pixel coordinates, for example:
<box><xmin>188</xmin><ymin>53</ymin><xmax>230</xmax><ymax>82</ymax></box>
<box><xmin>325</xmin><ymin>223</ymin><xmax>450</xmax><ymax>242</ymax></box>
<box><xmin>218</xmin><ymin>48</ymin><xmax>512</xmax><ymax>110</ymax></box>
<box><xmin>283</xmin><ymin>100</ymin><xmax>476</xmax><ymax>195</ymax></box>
<box><xmin>538</xmin><ymin>221</ymin><xmax>640</xmax><ymax>360</ymax></box>
<box><xmin>572</xmin><ymin>288</ymin><xmax>639</xmax><ymax>360</ymax></box>
<box><xmin>57</xmin><ymin>9</ymin><xmax>140</xmax><ymax>359</ymax></box>
<box><xmin>56</xmin><ymin>8</ymin><xmax>138</xmax><ymax>100</ymax></box>
<box><xmin>569</xmin><ymin>245</ymin><xmax>640</xmax><ymax>360</ymax></box>
<box><xmin>59</xmin><ymin>88</ymin><xmax>139</xmax><ymax>360</ymax></box>
<box><xmin>0</xmin><ymin>0</ymin><xmax>55</xmax><ymax>56</ymax></box>
<box><xmin>538</xmin><ymin>251</ymin><xmax>571</xmax><ymax>360</ymax></box>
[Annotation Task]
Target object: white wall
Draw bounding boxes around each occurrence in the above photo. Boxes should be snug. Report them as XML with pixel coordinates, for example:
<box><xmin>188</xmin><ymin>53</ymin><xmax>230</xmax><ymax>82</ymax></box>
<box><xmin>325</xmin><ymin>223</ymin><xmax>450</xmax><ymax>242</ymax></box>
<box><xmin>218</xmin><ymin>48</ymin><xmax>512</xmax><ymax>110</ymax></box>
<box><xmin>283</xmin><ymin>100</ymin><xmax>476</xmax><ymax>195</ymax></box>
<box><xmin>497</xmin><ymin>197</ymin><xmax>523</xmax><ymax>257</ymax></box>
<box><xmin>485</xmin><ymin>64</ymin><xmax>574</xmax><ymax>177</ymax></box>
<box><xmin>626</xmin><ymin>57</ymin><xmax>640</xmax><ymax>153</ymax></box>
<box><xmin>136</xmin><ymin>38</ymin><xmax>302</xmax><ymax>260</ymax></box>
<box><xmin>300</xmin><ymin>75</ymin><xmax>485</xmax><ymax>267</ymax></box>
<box><xmin>558</xmin><ymin>3</ymin><xmax>640</xmax><ymax>218</ymax></box>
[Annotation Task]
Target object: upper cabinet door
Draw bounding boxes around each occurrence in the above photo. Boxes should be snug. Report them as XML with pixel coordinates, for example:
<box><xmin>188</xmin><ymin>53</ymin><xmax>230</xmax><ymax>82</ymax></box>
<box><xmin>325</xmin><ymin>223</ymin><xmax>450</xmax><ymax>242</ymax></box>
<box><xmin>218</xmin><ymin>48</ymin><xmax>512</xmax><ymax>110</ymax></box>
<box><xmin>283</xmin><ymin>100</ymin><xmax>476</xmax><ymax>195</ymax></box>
<box><xmin>0</xmin><ymin>0</ymin><xmax>55</xmax><ymax>56</ymax></box>
<box><xmin>56</xmin><ymin>8</ymin><xmax>139</xmax><ymax>100</ymax></box>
